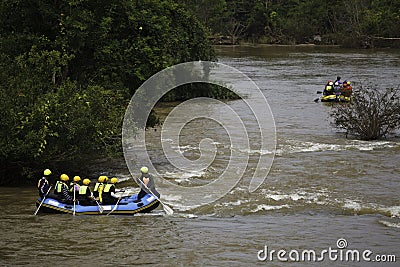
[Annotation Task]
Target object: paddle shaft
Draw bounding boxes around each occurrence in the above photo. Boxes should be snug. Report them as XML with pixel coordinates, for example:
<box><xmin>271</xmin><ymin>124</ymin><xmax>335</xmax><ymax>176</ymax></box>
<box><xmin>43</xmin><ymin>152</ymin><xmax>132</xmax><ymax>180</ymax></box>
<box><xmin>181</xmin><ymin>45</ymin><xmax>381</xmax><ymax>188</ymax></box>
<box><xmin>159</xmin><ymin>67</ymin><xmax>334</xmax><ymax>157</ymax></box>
<box><xmin>34</xmin><ymin>185</ymin><xmax>52</xmax><ymax>215</ymax></box>
<box><xmin>91</xmin><ymin>192</ymin><xmax>104</xmax><ymax>213</ymax></box>
<box><xmin>73</xmin><ymin>183</ymin><xmax>76</xmax><ymax>216</ymax></box>
<box><xmin>106</xmin><ymin>197</ymin><xmax>121</xmax><ymax>216</ymax></box>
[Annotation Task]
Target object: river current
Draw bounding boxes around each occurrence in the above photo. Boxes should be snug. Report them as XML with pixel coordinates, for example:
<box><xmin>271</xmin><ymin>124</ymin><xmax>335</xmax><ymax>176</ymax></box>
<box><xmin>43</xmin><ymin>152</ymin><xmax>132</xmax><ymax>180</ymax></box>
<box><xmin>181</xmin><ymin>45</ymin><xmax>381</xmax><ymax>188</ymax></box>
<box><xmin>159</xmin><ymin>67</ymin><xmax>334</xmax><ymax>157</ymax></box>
<box><xmin>1</xmin><ymin>45</ymin><xmax>399</xmax><ymax>266</ymax></box>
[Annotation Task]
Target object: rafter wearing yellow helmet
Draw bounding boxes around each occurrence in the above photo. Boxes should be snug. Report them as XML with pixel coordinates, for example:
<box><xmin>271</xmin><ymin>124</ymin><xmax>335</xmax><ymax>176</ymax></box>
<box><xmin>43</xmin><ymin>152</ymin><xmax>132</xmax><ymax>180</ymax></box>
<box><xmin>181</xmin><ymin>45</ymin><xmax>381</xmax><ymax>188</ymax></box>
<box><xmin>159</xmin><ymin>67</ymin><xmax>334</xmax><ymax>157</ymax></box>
<box><xmin>102</xmin><ymin>177</ymin><xmax>120</xmax><ymax>205</ymax></box>
<box><xmin>37</xmin><ymin>169</ymin><xmax>52</xmax><ymax>198</ymax></box>
<box><xmin>77</xmin><ymin>179</ymin><xmax>96</xmax><ymax>206</ymax></box>
<box><xmin>93</xmin><ymin>176</ymin><xmax>107</xmax><ymax>202</ymax></box>
<box><xmin>135</xmin><ymin>166</ymin><xmax>159</xmax><ymax>203</ymax></box>
<box><xmin>53</xmin><ymin>174</ymin><xmax>73</xmax><ymax>203</ymax></box>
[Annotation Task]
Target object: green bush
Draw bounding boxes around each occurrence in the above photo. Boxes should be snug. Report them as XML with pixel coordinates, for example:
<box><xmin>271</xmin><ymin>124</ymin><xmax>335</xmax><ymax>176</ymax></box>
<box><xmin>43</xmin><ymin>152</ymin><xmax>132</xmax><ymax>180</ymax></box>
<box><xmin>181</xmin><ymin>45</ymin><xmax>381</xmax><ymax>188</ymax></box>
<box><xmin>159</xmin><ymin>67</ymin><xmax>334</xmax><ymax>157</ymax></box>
<box><xmin>332</xmin><ymin>87</ymin><xmax>400</xmax><ymax>140</ymax></box>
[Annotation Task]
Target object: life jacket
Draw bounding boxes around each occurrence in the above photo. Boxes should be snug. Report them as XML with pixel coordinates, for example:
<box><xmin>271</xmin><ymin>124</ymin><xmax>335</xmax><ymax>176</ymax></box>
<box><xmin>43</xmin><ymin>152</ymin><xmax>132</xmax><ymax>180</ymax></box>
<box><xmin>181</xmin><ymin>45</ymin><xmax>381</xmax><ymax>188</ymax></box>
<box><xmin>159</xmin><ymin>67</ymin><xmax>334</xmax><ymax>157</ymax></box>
<box><xmin>79</xmin><ymin>185</ymin><xmax>88</xmax><ymax>196</ymax></box>
<box><xmin>69</xmin><ymin>183</ymin><xmax>80</xmax><ymax>193</ymax></box>
<box><xmin>53</xmin><ymin>181</ymin><xmax>61</xmax><ymax>193</ymax></box>
<box><xmin>37</xmin><ymin>177</ymin><xmax>49</xmax><ymax>196</ymax></box>
<box><xmin>93</xmin><ymin>182</ymin><xmax>102</xmax><ymax>192</ymax></box>
<box><xmin>341</xmin><ymin>85</ymin><xmax>353</xmax><ymax>97</ymax></box>
<box><xmin>37</xmin><ymin>177</ymin><xmax>48</xmax><ymax>189</ymax></box>
<box><xmin>102</xmin><ymin>184</ymin><xmax>115</xmax><ymax>199</ymax></box>
<box><xmin>93</xmin><ymin>182</ymin><xmax>104</xmax><ymax>200</ymax></box>
<box><xmin>333</xmin><ymin>82</ymin><xmax>341</xmax><ymax>94</ymax></box>
<box><xmin>103</xmin><ymin>184</ymin><xmax>115</xmax><ymax>193</ymax></box>
<box><xmin>55</xmin><ymin>182</ymin><xmax>68</xmax><ymax>194</ymax></box>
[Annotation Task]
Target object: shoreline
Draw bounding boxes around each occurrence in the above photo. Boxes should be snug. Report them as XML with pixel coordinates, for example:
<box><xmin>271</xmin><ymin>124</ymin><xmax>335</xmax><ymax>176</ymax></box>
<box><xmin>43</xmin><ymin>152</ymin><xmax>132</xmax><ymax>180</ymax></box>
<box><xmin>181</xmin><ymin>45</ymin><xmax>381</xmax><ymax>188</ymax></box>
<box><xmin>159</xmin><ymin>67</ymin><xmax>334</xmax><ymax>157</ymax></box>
<box><xmin>212</xmin><ymin>43</ymin><xmax>400</xmax><ymax>52</ymax></box>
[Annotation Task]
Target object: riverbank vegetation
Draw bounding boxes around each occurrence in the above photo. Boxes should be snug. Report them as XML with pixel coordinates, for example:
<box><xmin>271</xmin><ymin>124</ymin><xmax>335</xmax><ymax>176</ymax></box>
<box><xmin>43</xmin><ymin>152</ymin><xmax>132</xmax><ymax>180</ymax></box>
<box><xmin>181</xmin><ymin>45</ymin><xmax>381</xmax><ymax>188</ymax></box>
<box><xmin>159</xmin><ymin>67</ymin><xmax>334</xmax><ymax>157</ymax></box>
<box><xmin>332</xmin><ymin>87</ymin><xmax>400</xmax><ymax>140</ymax></box>
<box><xmin>0</xmin><ymin>0</ymin><xmax>217</xmax><ymax>185</ymax></box>
<box><xmin>182</xmin><ymin>0</ymin><xmax>400</xmax><ymax>48</ymax></box>
<box><xmin>1</xmin><ymin>1</ymin><xmax>399</xmax><ymax>185</ymax></box>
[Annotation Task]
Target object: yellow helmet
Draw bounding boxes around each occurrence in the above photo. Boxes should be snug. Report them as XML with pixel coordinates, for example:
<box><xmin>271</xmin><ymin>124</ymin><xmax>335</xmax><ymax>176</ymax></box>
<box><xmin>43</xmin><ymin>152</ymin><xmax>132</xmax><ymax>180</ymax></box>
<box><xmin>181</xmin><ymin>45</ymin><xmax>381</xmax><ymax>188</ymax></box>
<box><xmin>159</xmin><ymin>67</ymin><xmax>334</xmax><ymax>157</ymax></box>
<box><xmin>110</xmin><ymin>177</ymin><xmax>118</xmax><ymax>184</ymax></box>
<box><xmin>98</xmin><ymin>175</ymin><xmax>106</xmax><ymax>183</ymax></box>
<box><xmin>104</xmin><ymin>176</ymin><xmax>109</xmax><ymax>183</ymax></box>
<box><xmin>73</xmin><ymin>176</ymin><xmax>81</xmax><ymax>182</ymax></box>
<box><xmin>60</xmin><ymin>174</ymin><xmax>69</xmax><ymax>181</ymax></box>
<box><xmin>83</xmin><ymin>179</ymin><xmax>91</xmax><ymax>186</ymax></box>
<box><xmin>43</xmin><ymin>169</ymin><xmax>52</xmax><ymax>176</ymax></box>
<box><xmin>140</xmin><ymin>166</ymin><xmax>148</xmax><ymax>174</ymax></box>
<box><xmin>347</xmin><ymin>81</ymin><xmax>351</xmax><ymax>85</ymax></box>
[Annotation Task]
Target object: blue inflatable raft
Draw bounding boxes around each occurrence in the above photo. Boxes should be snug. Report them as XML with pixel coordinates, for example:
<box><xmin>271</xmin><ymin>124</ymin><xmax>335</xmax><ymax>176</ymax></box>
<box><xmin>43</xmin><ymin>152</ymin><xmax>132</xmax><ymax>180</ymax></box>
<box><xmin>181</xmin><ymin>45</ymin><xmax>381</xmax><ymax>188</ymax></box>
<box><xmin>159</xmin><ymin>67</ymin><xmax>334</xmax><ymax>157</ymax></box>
<box><xmin>35</xmin><ymin>193</ymin><xmax>160</xmax><ymax>215</ymax></box>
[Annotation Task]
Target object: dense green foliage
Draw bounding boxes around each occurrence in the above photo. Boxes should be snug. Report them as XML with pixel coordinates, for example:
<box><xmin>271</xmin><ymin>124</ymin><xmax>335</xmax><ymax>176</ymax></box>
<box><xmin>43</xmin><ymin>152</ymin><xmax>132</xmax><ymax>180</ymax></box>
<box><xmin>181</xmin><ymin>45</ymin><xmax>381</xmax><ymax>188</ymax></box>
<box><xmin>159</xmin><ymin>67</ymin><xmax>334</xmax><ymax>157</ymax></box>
<box><xmin>332</xmin><ymin>87</ymin><xmax>400</xmax><ymax>140</ymax></box>
<box><xmin>0</xmin><ymin>0</ymin><xmax>216</xmax><ymax>184</ymax></box>
<box><xmin>182</xmin><ymin>0</ymin><xmax>400</xmax><ymax>47</ymax></box>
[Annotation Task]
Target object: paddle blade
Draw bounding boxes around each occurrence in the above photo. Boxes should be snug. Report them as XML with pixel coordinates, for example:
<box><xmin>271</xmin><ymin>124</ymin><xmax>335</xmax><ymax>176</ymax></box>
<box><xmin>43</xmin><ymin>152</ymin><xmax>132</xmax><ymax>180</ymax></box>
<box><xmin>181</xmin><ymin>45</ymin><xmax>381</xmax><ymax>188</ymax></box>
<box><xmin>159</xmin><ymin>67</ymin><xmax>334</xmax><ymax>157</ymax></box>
<box><xmin>99</xmin><ymin>205</ymin><xmax>104</xmax><ymax>213</ymax></box>
<box><xmin>316</xmin><ymin>91</ymin><xmax>322</xmax><ymax>94</ymax></box>
<box><xmin>163</xmin><ymin>204</ymin><xmax>174</xmax><ymax>215</ymax></box>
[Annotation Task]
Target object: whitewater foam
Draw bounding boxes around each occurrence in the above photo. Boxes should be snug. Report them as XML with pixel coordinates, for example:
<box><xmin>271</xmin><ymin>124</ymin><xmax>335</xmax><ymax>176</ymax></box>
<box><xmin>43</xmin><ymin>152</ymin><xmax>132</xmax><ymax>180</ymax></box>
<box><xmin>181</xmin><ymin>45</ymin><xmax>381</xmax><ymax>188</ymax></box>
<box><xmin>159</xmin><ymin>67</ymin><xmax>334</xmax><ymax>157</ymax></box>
<box><xmin>251</xmin><ymin>204</ymin><xmax>290</xmax><ymax>212</ymax></box>
<box><xmin>276</xmin><ymin>139</ymin><xmax>400</xmax><ymax>156</ymax></box>
<box><xmin>379</xmin><ymin>220</ymin><xmax>400</xmax><ymax>228</ymax></box>
<box><xmin>262</xmin><ymin>189</ymin><xmax>329</xmax><ymax>203</ymax></box>
<box><xmin>163</xmin><ymin>170</ymin><xmax>207</xmax><ymax>183</ymax></box>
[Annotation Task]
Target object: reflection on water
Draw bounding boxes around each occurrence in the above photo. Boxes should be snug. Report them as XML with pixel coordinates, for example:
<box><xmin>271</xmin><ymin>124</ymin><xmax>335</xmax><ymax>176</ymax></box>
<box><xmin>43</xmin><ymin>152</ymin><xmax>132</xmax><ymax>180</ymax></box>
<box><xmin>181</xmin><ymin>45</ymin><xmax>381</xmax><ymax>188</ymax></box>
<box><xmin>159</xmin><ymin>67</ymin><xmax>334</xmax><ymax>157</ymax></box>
<box><xmin>2</xmin><ymin>46</ymin><xmax>400</xmax><ymax>266</ymax></box>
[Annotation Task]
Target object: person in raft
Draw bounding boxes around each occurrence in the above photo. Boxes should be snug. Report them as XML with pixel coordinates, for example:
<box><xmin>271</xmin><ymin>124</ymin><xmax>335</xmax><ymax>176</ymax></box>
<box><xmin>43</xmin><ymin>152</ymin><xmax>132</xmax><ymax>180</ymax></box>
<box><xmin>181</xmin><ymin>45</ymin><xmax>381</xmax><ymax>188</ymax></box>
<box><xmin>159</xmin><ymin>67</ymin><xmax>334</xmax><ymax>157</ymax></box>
<box><xmin>69</xmin><ymin>176</ymin><xmax>81</xmax><ymax>196</ymax></box>
<box><xmin>134</xmin><ymin>166</ymin><xmax>160</xmax><ymax>203</ymax></box>
<box><xmin>341</xmin><ymin>80</ymin><xmax>353</xmax><ymax>97</ymax></box>
<box><xmin>77</xmin><ymin>178</ymin><xmax>96</xmax><ymax>206</ymax></box>
<box><xmin>334</xmin><ymin>76</ymin><xmax>342</xmax><ymax>85</ymax></box>
<box><xmin>323</xmin><ymin>80</ymin><xmax>334</xmax><ymax>96</ymax></box>
<box><xmin>53</xmin><ymin>174</ymin><xmax>73</xmax><ymax>204</ymax></box>
<box><xmin>93</xmin><ymin>175</ymin><xmax>107</xmax><ymax>202</ymax></box>
<box><xmin>101</xmin><ymin>177</ymin><xmax>121</xmax><ymax>205</ymax></box>
<box><xmin>37</xmin><ymin>169</ymin><xmax>52</xmax><ymax>198</ymax></box>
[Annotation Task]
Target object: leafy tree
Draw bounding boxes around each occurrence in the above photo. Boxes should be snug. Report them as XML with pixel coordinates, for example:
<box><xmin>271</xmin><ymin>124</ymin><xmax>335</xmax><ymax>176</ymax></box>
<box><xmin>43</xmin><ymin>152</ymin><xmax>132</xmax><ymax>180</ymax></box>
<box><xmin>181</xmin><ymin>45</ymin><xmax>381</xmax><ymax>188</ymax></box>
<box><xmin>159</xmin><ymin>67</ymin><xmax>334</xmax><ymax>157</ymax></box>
<box><xmin>362</xmin><ymin>0</ymin><xmax>400</xmax><ymax>37</ymax></box>
<box><xmin>0</xmin><ymin>47</ymin><xmax>127</xmax><ymax>184</ymax></box>
<box><xmin>331</xmin><ymin>87</ymin><xmax>400</xmax><ymax>140</ymax></box>
<box><xmin>180</xmin><ymin>0</ymin><xmax>227</xmax><ymax>34</ymax></box>
<box><xmin>53</xmin><ymin>0</ymin><xmax>216</xmax><ymax>92</ymax></box>
<box><xmin>0</xmin><ymin>0</ymin><xmax>216</xmax><ymax>185</ymax></box>
<box><xmin>244</xmin><ymin>0</ymin><xmax>268</xmax><ymax>40</ymax></box>
<box><xmin>183</xmin><ymin>0</ymin><xmax>400</xmax><ymax>46</ymax></box>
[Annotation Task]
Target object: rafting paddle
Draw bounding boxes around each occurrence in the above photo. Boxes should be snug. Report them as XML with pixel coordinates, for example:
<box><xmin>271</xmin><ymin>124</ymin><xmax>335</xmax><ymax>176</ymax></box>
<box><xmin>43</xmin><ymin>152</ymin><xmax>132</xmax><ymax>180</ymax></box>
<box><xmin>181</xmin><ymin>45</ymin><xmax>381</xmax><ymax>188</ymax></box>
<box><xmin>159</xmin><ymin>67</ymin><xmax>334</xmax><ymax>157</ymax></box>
<box><xmin>91</xmin><ymin>193</ymin><xmax>104</xmax><ymax>213</ymax></box>
<box><xmin>73</xmin><ymin>183</ymin><xmax>76</xmax><ymax>216</ymax></box>
<box><xmin>135</xmin><ymin>176</ymin><xmax>174</xmax><ymax>215</ymax></box>
<box><xmin>34</xmin><ymin>185</ymin><xmax>52</xmax><ymax>215</ymax></box>
<box><xmin>106</xmin><ymin>197</ymin><xmax>122</xmax><ymax>216</ymax></box>
<box><xmin>314</xmin><ymin>91</ymin><xmax>323</xmax><ymax>102</ymax></box>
